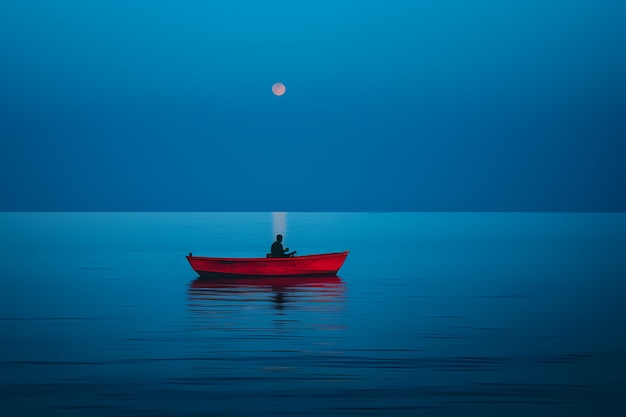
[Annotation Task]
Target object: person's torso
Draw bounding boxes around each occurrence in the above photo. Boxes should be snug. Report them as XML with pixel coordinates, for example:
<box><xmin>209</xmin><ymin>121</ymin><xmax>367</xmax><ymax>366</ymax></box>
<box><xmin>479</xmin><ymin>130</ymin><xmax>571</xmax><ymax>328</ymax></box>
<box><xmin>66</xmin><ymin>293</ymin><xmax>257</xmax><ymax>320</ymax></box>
<box><xmin>271</xmin><ymin>241</ymin><xmax>283</xmax><ymax>256</ymax></box>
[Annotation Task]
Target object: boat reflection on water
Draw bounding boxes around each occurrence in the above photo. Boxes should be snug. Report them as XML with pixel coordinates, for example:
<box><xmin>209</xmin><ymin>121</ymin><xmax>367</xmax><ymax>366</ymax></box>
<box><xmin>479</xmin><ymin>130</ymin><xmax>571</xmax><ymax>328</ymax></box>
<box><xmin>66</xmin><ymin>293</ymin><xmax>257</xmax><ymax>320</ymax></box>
<box><xmin>187</xmin><ymin>275</ymin><xmax>346</xmax><ymax>314</ymax></box>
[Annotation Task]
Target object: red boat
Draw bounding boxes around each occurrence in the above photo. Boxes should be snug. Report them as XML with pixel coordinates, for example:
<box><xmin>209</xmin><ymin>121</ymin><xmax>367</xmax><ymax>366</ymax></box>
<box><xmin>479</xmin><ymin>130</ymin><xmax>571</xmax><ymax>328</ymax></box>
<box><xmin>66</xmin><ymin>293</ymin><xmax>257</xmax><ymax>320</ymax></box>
<box><xmin>186</xmin><ymin>251</ymin><xmax>349</xmax><ymax>277</ymax></box>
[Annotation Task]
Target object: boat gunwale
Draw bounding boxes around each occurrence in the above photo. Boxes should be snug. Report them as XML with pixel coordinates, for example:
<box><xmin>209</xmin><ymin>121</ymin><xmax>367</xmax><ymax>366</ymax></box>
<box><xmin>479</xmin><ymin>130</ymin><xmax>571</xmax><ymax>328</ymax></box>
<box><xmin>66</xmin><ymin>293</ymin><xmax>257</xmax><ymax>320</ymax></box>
<box><xmin>187</xmin><ymin>251</ymin><xmax>349</xmax><ymax>262</ymax></box>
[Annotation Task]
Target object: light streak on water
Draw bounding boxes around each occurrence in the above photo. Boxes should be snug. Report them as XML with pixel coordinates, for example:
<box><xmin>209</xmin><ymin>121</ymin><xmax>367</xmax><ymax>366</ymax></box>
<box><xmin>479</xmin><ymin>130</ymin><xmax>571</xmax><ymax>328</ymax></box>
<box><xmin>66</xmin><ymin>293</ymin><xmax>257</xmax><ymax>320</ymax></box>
<box><xmin>272</xmin><ymin>212</ymin><xmax>287</xmax><ymax>239</ymax></box>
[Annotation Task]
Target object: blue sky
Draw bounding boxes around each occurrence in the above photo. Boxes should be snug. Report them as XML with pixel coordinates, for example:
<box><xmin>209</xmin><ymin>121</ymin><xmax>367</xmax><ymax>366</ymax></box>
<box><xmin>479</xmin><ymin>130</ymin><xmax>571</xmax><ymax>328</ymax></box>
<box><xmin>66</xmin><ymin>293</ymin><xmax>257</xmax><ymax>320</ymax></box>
<box><xmin>1</xmin><ymin>0</ymin><xmax>625</xmax><ymax>211</ymax></box>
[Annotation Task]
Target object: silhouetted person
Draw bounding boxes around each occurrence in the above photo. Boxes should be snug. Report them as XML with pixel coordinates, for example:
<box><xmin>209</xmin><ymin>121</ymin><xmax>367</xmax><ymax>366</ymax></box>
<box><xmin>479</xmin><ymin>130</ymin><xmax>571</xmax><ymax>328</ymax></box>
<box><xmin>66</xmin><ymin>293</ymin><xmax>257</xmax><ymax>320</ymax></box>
<box><xmin>271</xmin><ymin>234</ymin><xmax>296</xmax><ymax>258</ymax></box>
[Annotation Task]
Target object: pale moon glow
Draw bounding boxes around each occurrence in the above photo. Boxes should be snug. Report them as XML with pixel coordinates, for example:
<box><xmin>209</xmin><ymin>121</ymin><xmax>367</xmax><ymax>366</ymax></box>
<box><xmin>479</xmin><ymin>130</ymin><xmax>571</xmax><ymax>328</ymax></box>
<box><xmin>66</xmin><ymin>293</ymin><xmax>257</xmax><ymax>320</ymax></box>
<box><xmin>272</xmin><ymin>212</ymin><xmax>287</xmax><ymax>238</ymax></box>
<box><xmin>272</xmin><ymin>82</ymin><xmax>286</xmax><ymax>96</ymax></box>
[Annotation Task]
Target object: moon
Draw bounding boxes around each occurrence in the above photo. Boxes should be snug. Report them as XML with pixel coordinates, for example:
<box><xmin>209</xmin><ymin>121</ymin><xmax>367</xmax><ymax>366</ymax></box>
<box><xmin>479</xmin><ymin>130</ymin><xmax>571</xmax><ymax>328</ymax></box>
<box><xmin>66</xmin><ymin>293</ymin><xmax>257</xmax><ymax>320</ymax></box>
<box><xmin>272</xmin><ymin>82</ymin><xmax>286</xmax><ymax>96</ymax></box>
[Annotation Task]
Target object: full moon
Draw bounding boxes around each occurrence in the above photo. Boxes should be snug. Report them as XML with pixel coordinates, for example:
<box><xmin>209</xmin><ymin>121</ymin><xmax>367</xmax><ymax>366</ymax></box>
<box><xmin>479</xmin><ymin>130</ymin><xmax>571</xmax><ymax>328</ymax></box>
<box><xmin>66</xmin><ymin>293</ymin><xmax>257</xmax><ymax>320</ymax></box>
<box><xmin>272</xmin><ymin>82</ymin><xmax>286</xmax><ymax>96</ymax></box>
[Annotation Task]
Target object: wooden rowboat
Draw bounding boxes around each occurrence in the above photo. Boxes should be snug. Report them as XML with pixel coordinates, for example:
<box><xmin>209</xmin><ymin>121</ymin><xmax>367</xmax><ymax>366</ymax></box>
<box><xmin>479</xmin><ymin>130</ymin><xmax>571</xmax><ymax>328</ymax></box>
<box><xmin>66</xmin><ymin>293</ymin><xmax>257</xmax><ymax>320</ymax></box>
<box><xmin>186</xmin><ymin>251</ymin><xmax>348</xmax><ymax>277</ymax></box>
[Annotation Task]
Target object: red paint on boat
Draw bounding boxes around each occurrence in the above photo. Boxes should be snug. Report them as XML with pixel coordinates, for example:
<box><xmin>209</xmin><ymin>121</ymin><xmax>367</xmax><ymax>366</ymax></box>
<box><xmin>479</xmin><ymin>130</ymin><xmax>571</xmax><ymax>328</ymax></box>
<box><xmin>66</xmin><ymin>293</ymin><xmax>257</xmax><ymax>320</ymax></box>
<box><xmin>186</xmin><ymin>251</ymin><xmax>348</xmax><ymax>277</ymax></box>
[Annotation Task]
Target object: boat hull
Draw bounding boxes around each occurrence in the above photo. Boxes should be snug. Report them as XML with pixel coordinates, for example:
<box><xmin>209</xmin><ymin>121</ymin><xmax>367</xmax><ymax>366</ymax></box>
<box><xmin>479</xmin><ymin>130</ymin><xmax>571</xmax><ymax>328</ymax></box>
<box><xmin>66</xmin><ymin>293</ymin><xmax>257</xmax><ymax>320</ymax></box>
<box><xmin>186</xmin><ymin>251</ymin><xmax>348</xmax><ymax>277</ymax></box>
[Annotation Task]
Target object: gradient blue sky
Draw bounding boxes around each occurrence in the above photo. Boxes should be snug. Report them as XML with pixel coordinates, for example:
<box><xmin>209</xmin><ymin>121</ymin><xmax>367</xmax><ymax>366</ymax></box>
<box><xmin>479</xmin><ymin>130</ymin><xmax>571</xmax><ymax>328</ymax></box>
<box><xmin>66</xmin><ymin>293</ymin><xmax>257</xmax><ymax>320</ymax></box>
<box><xmin>1</xmin><ymin>0</ymin><xmax>625</xmax><ymax>211</ymax></box>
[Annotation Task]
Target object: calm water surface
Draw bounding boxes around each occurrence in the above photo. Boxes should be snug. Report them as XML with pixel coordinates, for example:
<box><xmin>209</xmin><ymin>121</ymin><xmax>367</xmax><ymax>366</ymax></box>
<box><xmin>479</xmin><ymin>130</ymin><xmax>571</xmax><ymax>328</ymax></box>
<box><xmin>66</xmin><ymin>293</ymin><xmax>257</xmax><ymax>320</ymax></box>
<box><xmin>1</xmin><ymin>213</ymin><xmax>625</xmax><ymax>416</ymax></box>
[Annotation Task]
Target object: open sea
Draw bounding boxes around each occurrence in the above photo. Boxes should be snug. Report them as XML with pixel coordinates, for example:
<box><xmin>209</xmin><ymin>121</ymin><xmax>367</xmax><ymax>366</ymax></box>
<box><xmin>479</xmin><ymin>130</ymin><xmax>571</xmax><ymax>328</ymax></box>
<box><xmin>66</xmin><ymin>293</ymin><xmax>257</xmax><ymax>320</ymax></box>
<box><xmin>1</xmin><ymin>212</ymin><xmax>625</xmax><ymax>417</ymax></box>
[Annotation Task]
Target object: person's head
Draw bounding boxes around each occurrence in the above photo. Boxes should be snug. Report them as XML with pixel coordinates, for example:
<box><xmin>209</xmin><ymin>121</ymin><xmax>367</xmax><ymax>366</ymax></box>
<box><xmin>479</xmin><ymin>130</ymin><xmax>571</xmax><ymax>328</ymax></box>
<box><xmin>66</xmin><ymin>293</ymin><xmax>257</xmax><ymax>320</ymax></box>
<box><xmin>276</xmin><ymin>234</ymin><xmax>283</xmax><ymax>242</ymax></box>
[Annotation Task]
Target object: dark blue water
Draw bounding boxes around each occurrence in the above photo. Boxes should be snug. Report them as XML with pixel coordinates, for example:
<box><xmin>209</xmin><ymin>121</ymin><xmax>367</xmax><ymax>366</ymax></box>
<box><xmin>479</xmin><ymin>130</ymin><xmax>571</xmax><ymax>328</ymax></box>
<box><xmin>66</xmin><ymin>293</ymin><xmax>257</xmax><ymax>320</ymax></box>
<box><xmin>1</xmin><ymin>213</ymin><xmax>625</xmax><ymax>416</ymax></box>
